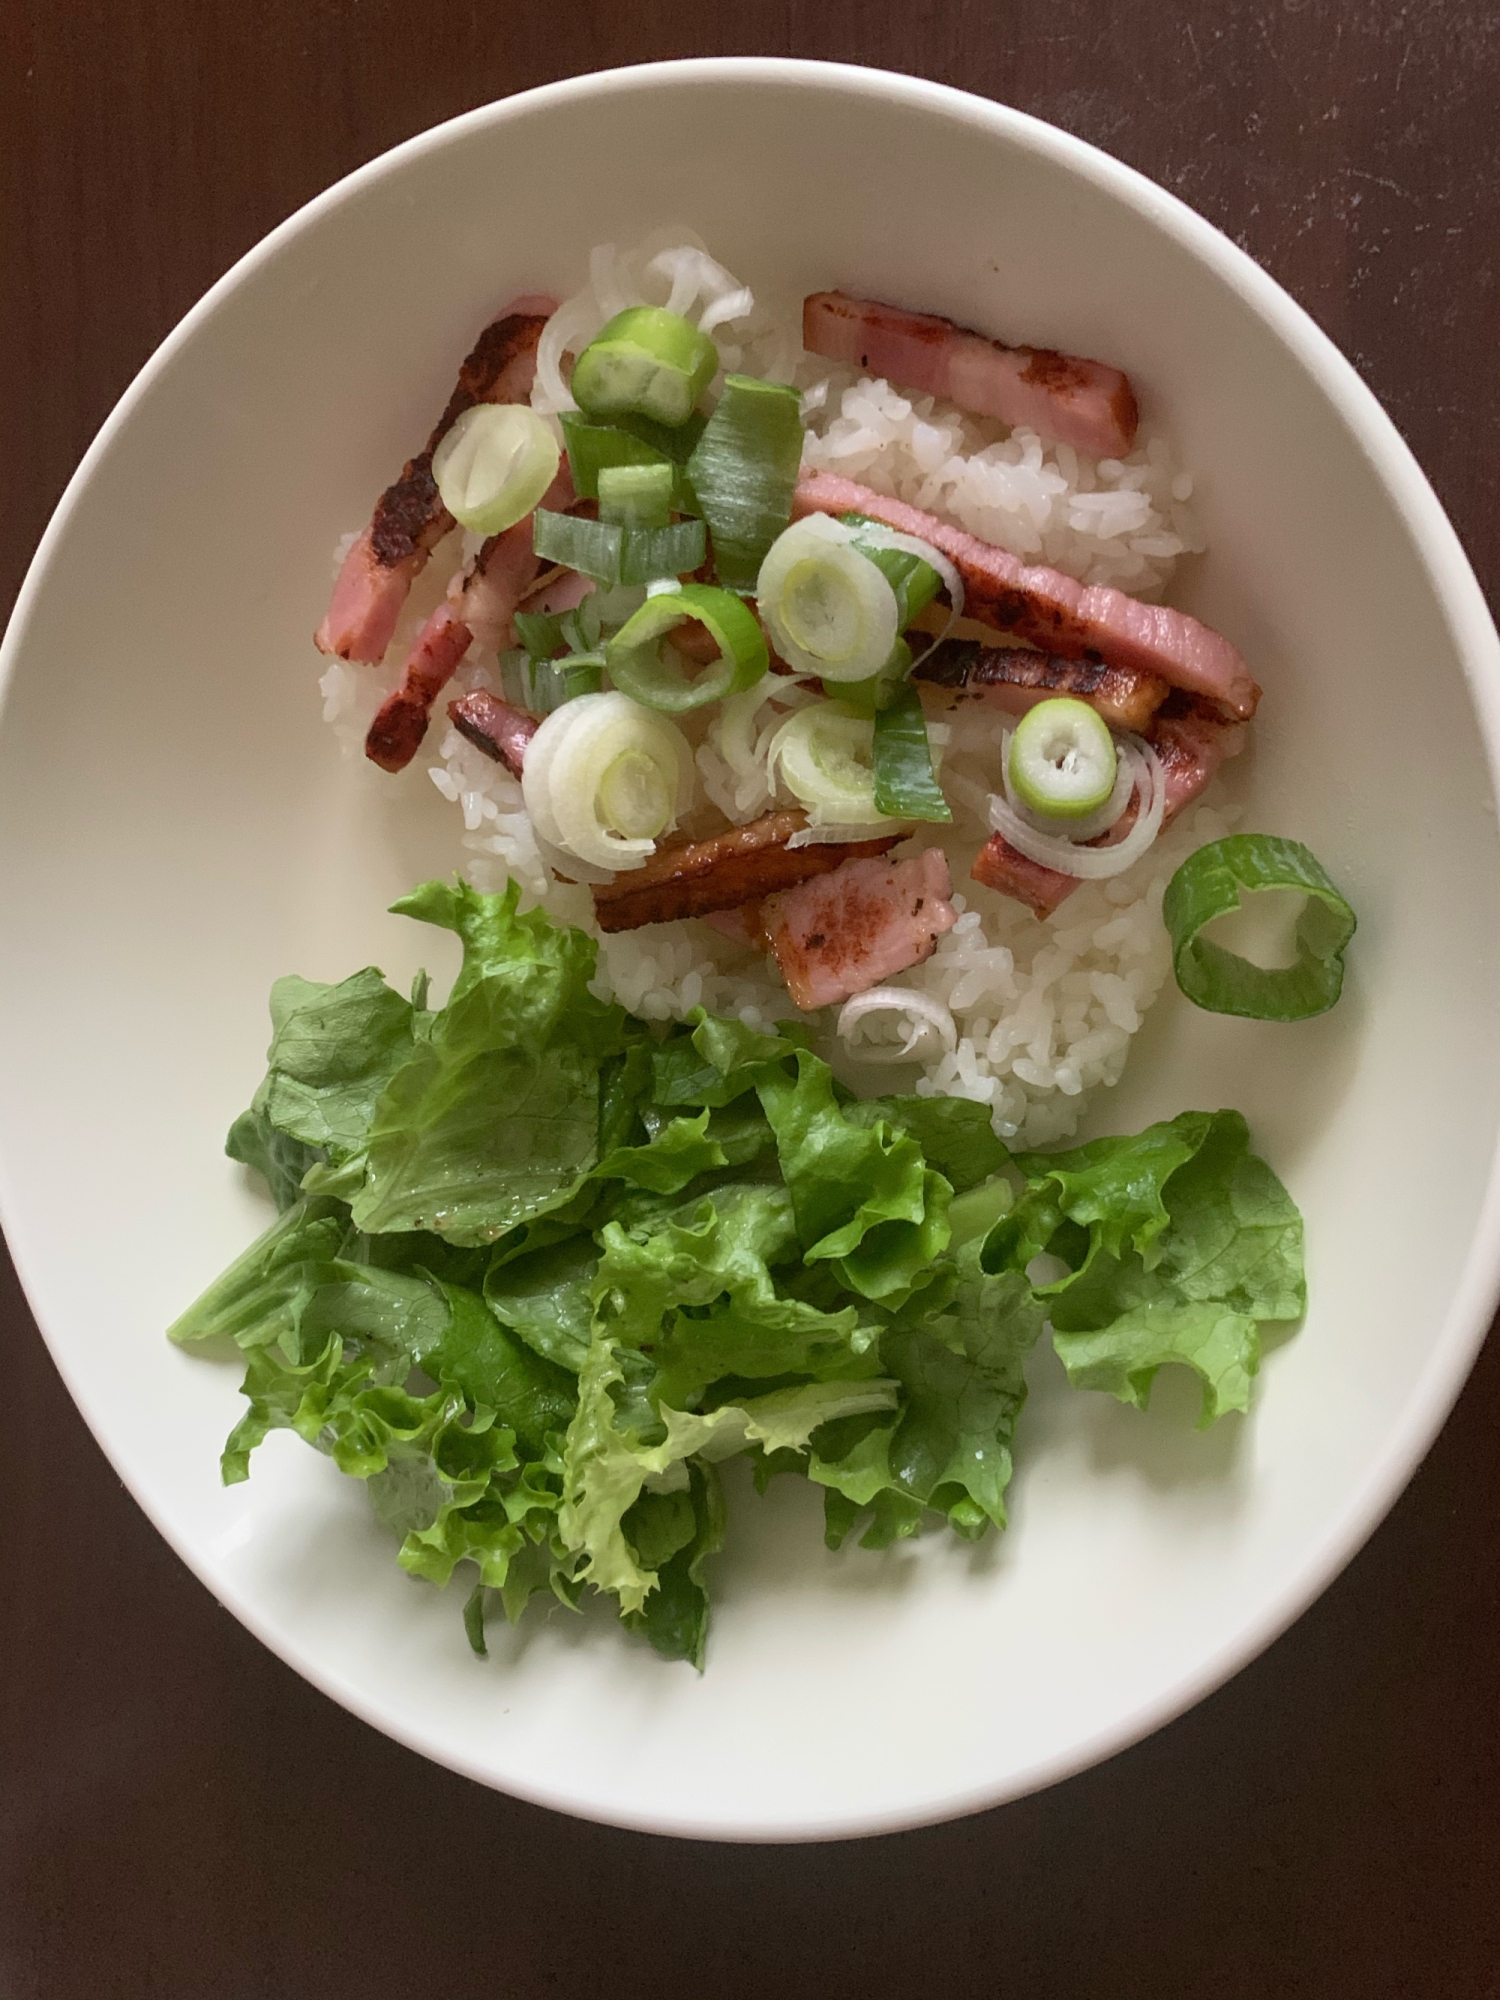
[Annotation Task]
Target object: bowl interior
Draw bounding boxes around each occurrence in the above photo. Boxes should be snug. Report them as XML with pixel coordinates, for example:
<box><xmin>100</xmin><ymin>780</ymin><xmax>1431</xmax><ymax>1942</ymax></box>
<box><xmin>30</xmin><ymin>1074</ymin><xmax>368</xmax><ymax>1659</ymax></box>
<box><xmin>3</xmin><ymin>61</ymin><xmax>1499</xmax><ymax>1839</ymax></box>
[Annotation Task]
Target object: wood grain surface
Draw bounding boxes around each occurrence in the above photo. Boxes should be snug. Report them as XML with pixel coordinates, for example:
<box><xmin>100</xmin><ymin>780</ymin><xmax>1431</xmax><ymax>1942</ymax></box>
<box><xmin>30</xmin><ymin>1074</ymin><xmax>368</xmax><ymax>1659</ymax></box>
<box><xmin>3</xmin><ymin>6</ymin><xmax>1498</xmax><ymax>1996</ymax></box>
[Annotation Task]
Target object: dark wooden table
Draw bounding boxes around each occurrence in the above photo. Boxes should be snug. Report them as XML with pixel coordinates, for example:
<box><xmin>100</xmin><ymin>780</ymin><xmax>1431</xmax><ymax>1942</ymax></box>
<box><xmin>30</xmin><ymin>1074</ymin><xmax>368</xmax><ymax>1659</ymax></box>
<box><xmin>4</xmin><ymin>6</ymin><xmax>1498</xmax><ymax>1995</ymax></box>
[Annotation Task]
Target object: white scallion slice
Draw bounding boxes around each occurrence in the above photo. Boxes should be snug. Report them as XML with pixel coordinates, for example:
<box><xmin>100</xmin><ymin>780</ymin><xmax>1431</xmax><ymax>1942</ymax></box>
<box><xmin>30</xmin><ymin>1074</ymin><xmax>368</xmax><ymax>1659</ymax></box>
<box><xmin>596</xmin><ymin>748</ymin><xmax>673</xmax><ymax>840</ymax></box>
<box><xmin>785</xmin><ymin>819</ymin><xmax>909</xmax><ymax>848</ymax></box>
<box><xmin>522</xmin><ymin>690</ymin><xmax>693</xmax><ymax>871</ymax></box>
<box><xmin>767</xmin><ymin>699</ymin><xmax>908</xmax><ymax>829</ymax></box>
<box><xmin>1007</xmin><ymin>698</ymin><xmax>1119</xmax><ymax>821</ymax></box>
<box><xmin>987</xmin><ymin>735</ymin><xmax>1166</xmax><ymax>879</ymax></box>
<box><xmin>756</xmin><ymin>517</ymin><xmax>900</xmax><ymax>682</ymax></box>
<box><xmin>836</xmin><ymin>987</ymin><xmax>959</xmax><ymax>1060</ymax></box>
<box><xmin>432</xmin><ymin>404</ymin><xmax>561</xmax><ymax>536</ymax></box>
<box><xmin>840</xmin><ymin>521</ymin><xmax>965</xmax><ymax>666</ymax></box>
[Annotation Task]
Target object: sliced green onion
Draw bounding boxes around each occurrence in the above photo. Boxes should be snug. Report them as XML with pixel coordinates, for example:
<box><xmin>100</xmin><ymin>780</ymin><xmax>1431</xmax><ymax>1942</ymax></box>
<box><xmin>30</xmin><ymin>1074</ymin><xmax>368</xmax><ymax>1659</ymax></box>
<box><xmin>687</xmin><ymin>375</ymin><xmax>804</xmax><ymax>591</ymax></box>
<box><xmin>835</xmin><ymin>637</ymin><xmax>914</xmax><ymax>717</ymax></box>
<box><xmin>532</xmin><ymin>510</ymin><xmax>705</xmax><ymax>588</ymax></box>
<box><xmin>431</xmin><ymin>403</ymin><xmax>560</xmax><ymax>536</ymax></box>
<box><xmin>618</xmin><ymin>519</ymin><xmax>706</xmax><ymax>585</ymax></box>
<box><xmin>498</xmin><ymin>647</ymin><xmax>604</xmax><ymax>715</ymax></box>
<box><xmin>873</xmin><ymin>681</ymin><xmax>952</xmax><ymax>822</ymax></box>
<box><xmin>840</xmin><ymin>513</ymin><xmax>943</xmax><ymax>628</ymax></box>
<box><xmin>558</xmin><ymin>413</ymin><xmax>698</xmax><ymax>513</ymax></box>
<box><xmin>596</xmin><ymin>746</ymin><xmax>674</xmax><ymax>839</ymax></box>
<box><xmin>605</xmin><ymin>583</ymin><xmax>768</xmax><ymax>713</ymax></box>
<box><xmin>533</xmin><ymin>510</ymin><xmax>622</xmax><ymax>583</ymax></box>
<box><xmin>514</xmin><ymin>593</ymin><xmax>603</xmax><ymax>664</ymax></box>
<box><xmin>1008</xmin><ymin>698</ymin><xmax>1119</xmax><ymax>821</ymax></box>
<box><xmin>598</xmin><ymin>461</ymin><xmax>673</xmax><ymax>529</ymax></box>
<box><xmin>521</xmin><ymin>690</ymin><xmax>694</xmax><ymax>870</ymax></box>
<box><xmin>613</xmin><ymin>408</ymin><xmax>708</xmax><ymax>466</ymax></box>
<box><xmin>571</xmin><ymin>307</ymin><xmax>719</xmax><ymax>428</ymax></box>
<box><xmin>1162</xmin><ymin>835</ymin><xmax>1356</xmax><ymax>1020</ymax></box>
<box><xmin>757</xmin><ymin>515</ymin><xmax>899</xmax><ymax>681</ymax></box>
<box><xmin>767</xmin><ymin>701</ymin><xmax>883</xmax><ymax>824</ymax></box>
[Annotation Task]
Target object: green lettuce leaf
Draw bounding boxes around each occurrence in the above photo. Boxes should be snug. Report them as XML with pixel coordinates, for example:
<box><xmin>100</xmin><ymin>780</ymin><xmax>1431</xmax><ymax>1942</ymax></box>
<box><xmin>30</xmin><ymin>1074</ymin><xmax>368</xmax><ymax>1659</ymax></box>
<box><xmin>559</xmin><ymin>1327</ymin><xmax>897</xmax><ymax>1617</ymax></box>
<box><xmin>847</xmin><ymin>1094</ymin><xmax>1011</xmax><ymax>1194</ymax></box>
<box><xmin>351</xmin><ymin>880</ymin><xmax>626</xmax><ymax>1243</ymax></box>
<box><xmin>593</xmin><ymin>1108</ymin><xmax>730</xmax><ymax>1193</ymax></box>
<box><xmin>810</xmin><ymin>1252</ymin><xmax>1044</xmax><ymax>1547</ymax></box>
<box><xmin>418</xmin><ymin>1281</ymin><xmax>576</xmax><ymax>1454</ymax></box>
<box><xmin>651</xmin><ymin>1010</ymin><xmax>809</xmax><ymax>1108</ymax></box>
<box><xmin>755</xmin><ymin>1051</ymin><xmax>953</xmax><ymax>1302</ymax></box>
<box><xmin>591</xmin><ymin>1180</ymin><xmax>874</xmax><ymax>1405</ymax></box>
<box><xmin>166</xmin><ymin>1196</ymin><xmax>349</xmax><ymax>1348</ymax></box>
<box><xmin>1009</xmin><ymin>1110</ymin><xmax>1305</xmax><ymax>1424</ymax></box>
<box><xmin>176</xmin><ymin>885</ymin><xmax>1309</xmax><ymax>1669</ymax></box>
<box><xmin>621</xmin><ymin>1462</ymin><xmax>726</xmax><ymax>1667</ymax></box>
<box><xmin>484</xmin><ymin>1232</ymin><xmax>598</xmax><ymax>1373</ymax></box>
<box><xmin>1012</xmin><ymin>1111</ymin><xmax>1217</xmax><ymax>1265</ymax></box>
<box><xmin>253</xmin><ymin>969</ymin><xmax>421</xmax><ymax>1158</ymax></box>
<box><xmin>225</xmin><ymin>1108</ymin><xmax>322</xmax><ymax>1213</ymax></box>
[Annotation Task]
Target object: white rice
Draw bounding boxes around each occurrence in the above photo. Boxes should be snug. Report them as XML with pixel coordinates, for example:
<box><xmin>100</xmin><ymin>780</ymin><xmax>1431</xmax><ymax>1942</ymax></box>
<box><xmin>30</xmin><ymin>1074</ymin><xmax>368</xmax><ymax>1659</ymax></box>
<box><xmin>320</xmin><ymin>240</ymin><xmax>1235</xmax><ymax>1146</ymax></box>
<box><xmin>798</xmin><ymin>370</ymin><xmax>1205</xmax><ymax>599</ymax></box>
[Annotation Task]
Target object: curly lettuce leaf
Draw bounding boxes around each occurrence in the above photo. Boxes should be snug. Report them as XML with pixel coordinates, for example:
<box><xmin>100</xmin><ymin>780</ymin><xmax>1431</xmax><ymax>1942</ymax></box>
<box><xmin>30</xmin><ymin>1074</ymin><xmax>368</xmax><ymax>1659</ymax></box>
<box><xmin>166</xmin><ymin>1196</ymin><xmax>350</xmax><ymax>1348</ymax></box>
<box><xmin>846</xmin><ymin>1094</ymin><xmax>1011</xmax><ymax>1195</ymax></box>
<box><xmin>651</xmin><ymin>1010</ymin><xmax>810</xmax><ymax>1108</ymax></box>
<box><xmin>177</xmin><ymin>885</ymin><xmax>1310</xmax><ymax>1668</ymax></box>
<box><xmin>1012</xmin><ymin>1112</ymin><xmax>1218</xmax><ymax>1265</ymax></box>
<box><xmin>753</xmin><ymin>1051</ymin><xmax>953</xmax><ymax>1304</ymax></box>
<box><xmin>591</xmin><ymin>1180</ymin><xmax>875</xmax><ymax>1405</ymax></box>
<box><xmin>621</xmin><ymin>1462</ymin><xmax>726</xmax><ymax>1666</ymax></box>
<box><xmin>351</xmin><ymin>881</ymin><xmax>626</xmax><ymax>1243</ymax></box>
<box><xmin>559</xmin><ymin>1328</ymin><xmax>897</xmax><ymax>1617</ymax></box>
<box><xmin>483</xmin><ymin>1232</ymin><xmax>598</xmax><ymax>1373</ymax></box>
<box><xmin>810</xmin><ymin>1252</ymin><xmax>1044</xmax><ymax>1547</ymax></box>
<box><xmin>1008</xmin><ymin>1110</ymin><xmax>1305</xmax><ymax>1424</ymax></box>
<box><xmin>593</xmin><ymin>1108</ymin><xmax>731</xmax><ymax>1194</ymax></box>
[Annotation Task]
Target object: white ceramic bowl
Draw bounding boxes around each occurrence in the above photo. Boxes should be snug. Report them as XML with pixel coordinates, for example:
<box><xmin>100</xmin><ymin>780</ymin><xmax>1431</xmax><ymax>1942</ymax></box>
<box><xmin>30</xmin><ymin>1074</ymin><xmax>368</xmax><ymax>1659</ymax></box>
<box><xmin>3</xmin><ymin>59</ymin><xmax>1498</xmax><ymax>1842</ymax></box>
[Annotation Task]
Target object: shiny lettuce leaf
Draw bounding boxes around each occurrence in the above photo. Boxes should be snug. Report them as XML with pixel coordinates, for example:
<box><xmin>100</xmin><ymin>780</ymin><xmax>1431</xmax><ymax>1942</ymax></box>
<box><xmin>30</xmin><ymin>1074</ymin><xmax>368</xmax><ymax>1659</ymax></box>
<box><xmin>484</xmin><ymin>1232</ymin><xmax>598</xmax><ymax>1373</ymax></box>
<box><xmin>176</xmin><ymin>888</ymin><xmax>1307</xmax><ymax>1671</ymax></box>
<box><xmin>650</xmin><ymin>1010</ymin><xmax>810</xmax><ymax>1108</ymax></box>
<box><xmin>590</xmin><ymin>1180</ymin><xmax>874</xmax><ymax>1406</ymax></box>
<box><xmin>351</xmin><ymin>881</ymin><xmax>627</xmax><ymax>1243</ymax></box>
<box><xmin>559</xmin><ymin>1325</ymin><xmax>897</xmax><ymax>1616</ymax></box>
<box><xmin>1006</xmin><ymin>1111</ymin><xmax>1305</xmax><ymax>1424</ymax></box>
<box><xmin>621</xmin><ymin>1462</ymin><xmax>726</xmax><ymax>1666</ymax></box>
<box><xmin>810</xmin><ymin>1252</ymin><xmax>1044</xmax><ymax>1547</ymax></box>
<box><xmin>846</xmin><ymin>1094</ymin><xmax>1010</xmax><ymax>1195</ymax></box>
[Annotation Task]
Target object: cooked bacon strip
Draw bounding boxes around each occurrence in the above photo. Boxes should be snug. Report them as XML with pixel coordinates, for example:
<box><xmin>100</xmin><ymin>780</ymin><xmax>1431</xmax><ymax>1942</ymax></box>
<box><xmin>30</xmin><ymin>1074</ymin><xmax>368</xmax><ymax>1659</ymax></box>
<box><xmin>793</xmin><ymin>471</ymin><xmax>1260</xmax><ymax>722</ymax></box>
<box><xmin>518</xmin><ymin>564</ymin><xmax>596</xmax><ymax>620</ymax></box>
<box><xmin>762</xmin><ymin>848</ymin><xmax>958</xmax><ymax>1011</ymax></box>
<box><xmin>971</xmin><ymin>700</ymin><xmax>1245</xmax><ymax>919</ymax></box>
<box><xmin>446</xmin><ymin>690</ymin><xmax>539</xmax><ymax>778</ymax></box>
<box><xmin>316</xmin><ymin>295</ymin><xmax>556</xmax><ymax>664</ymax></box>
<box><xmin>364</xmin><ymin>464</ymin><xmax>575</xmax><ymax>773</ymax></box>
<box><xmin>804</xmin><ymin>290</ymin><xmax>1139</xmax><ymax>460</ymax></box>
<box><xmin>590</xmin><ymin>811</ymin><xmax>903</xmax><ymax>933</ymax></box>
<box><xmin>914</xmin><ymin>636</ymin><xmax>1168</xmax><ymax>734</ymax></box>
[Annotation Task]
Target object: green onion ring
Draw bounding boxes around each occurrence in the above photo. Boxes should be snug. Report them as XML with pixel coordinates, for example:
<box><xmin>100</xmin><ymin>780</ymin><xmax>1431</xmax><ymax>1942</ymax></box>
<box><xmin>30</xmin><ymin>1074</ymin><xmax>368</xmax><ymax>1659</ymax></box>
<box><xmin>1162</xmin><ymin>835</ymin><xmax>1356</xmax><ymax>1021</ymax></box>
<box><xmin>605</xmin><ymin>583</ymin><xmax>769</xmax><ymax>713</ymax></box>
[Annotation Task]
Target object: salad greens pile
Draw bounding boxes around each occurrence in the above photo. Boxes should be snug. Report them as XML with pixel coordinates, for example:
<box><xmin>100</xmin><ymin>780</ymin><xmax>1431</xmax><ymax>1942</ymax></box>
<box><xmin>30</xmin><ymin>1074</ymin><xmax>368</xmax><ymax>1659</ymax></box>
<box><xmin>170</xmin><ymin>881</ymin><xmax>1306</xmax><ymax>1667</ymax></box>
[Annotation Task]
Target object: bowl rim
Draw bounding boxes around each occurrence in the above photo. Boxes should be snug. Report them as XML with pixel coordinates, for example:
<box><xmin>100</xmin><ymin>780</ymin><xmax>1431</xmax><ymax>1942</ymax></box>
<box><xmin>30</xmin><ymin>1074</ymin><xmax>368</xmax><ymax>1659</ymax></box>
<box><xmin>4</xmin><ymin>55</ymin><xmax>1500</xmax><ymax>1842</ymax></box>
